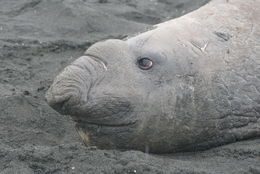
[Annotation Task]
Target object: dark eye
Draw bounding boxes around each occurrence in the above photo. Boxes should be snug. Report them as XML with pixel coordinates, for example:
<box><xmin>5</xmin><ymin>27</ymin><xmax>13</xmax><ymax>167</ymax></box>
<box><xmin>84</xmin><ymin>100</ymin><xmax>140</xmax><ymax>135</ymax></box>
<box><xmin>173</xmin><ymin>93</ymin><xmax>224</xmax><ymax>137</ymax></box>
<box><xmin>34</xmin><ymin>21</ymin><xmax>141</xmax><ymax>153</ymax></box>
<box><xmin>138</xmin><ymin>57</ymin><xmax>153</xmax><ymax>70</ymax></box>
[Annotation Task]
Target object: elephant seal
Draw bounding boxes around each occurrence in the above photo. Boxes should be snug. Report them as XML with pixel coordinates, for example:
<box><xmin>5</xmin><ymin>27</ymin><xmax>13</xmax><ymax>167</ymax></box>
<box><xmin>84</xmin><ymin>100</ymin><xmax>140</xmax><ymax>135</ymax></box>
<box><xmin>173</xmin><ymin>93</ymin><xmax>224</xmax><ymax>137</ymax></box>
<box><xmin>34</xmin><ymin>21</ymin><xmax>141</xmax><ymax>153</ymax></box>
<box><xmin>46</xmin><ymin>0</ymin><xmax>260</xmax><ymax>153</ymax></box>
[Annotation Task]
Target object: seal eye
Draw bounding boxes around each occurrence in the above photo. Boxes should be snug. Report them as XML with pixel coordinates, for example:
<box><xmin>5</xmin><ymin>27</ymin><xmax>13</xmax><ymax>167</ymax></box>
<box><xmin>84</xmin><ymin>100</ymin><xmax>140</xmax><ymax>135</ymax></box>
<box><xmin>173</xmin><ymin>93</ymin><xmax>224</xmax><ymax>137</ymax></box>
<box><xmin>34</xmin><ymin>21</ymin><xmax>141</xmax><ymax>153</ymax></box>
<box><xmin>138</xmin><ymin>57</ymin><xmax>153</xmax><ymax>70</ymax></box>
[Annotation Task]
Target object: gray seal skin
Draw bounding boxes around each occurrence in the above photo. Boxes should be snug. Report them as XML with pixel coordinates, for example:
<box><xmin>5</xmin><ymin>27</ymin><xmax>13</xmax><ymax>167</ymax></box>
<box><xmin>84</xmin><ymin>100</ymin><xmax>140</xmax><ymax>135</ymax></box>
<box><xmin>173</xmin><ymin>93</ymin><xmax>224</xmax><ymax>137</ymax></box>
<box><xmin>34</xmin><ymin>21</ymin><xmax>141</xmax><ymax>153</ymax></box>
<box><xmin>46</xmin><ymin>0</ymin><xmax>260</xmax><ymax>153</ymax></box>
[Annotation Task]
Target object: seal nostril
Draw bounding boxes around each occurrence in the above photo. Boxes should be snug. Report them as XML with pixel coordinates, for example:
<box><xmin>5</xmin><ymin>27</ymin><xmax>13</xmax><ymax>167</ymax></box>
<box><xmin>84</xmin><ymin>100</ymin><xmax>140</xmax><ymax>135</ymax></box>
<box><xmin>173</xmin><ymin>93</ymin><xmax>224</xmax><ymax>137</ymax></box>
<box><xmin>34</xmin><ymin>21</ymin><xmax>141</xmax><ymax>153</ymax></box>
<box><xmin>52</xmin><ymin>99</ymin><xmax>67</xmax><ymax>112</ymax></box>
<box><xmin>48</xmin><ymin>95</ymin><xmax>73</xmax><ymax>114</ymax></box>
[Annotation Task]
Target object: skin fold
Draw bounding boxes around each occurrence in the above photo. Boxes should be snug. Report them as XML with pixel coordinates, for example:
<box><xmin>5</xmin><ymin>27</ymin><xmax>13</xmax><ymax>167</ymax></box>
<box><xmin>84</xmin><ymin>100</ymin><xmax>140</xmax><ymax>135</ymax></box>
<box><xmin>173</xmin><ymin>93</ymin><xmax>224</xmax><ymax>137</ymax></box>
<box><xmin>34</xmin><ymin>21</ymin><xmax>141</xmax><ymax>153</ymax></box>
<box><xmin>46</xmin><ymin>0</ymin><xmax>260</xmax><ymax>153</ymax></box>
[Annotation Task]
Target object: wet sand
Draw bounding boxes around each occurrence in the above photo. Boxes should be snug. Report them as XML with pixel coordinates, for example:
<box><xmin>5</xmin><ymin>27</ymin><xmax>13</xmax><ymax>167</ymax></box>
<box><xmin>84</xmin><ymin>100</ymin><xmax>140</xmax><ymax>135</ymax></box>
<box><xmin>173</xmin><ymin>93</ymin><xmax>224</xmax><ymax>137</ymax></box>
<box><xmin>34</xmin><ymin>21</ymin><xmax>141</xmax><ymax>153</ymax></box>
<box><xmin>0</xmin><ymin>0</ymin><xmax>259</xmax><ymax>173</ymax></box>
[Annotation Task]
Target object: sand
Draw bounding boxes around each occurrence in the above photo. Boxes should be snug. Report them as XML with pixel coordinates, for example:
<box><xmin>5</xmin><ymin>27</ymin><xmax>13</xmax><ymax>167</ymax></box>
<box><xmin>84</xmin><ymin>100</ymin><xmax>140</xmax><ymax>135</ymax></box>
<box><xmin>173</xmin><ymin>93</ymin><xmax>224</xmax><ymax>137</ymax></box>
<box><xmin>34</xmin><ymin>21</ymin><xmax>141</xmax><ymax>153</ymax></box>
<box><xmin>0</xmin><ymin>0</ymin><xmax>259</xmax><ymax>173</ymax></box>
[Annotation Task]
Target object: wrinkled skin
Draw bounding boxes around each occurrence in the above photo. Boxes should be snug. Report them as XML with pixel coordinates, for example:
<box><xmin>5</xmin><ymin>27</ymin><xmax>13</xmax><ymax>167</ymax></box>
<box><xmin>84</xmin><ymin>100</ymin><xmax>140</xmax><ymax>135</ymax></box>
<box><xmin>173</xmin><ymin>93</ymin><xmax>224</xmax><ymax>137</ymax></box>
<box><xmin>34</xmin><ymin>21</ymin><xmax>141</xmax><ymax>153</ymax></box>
<box><xmin>46</xmin><ymin>0</ymin><xmax>260</xmax><ymax>153</ymax></box>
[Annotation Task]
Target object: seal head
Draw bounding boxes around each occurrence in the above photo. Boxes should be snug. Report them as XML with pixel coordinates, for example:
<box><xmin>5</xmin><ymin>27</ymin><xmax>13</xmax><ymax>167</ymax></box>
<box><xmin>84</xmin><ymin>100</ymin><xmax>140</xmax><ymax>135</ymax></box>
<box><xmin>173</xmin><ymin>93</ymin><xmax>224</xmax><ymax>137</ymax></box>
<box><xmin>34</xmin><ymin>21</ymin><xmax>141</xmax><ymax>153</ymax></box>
<box><xmin>46</xmin><ymin>0</ymin><xmax>260</xmax><ymax>153</ymax></box>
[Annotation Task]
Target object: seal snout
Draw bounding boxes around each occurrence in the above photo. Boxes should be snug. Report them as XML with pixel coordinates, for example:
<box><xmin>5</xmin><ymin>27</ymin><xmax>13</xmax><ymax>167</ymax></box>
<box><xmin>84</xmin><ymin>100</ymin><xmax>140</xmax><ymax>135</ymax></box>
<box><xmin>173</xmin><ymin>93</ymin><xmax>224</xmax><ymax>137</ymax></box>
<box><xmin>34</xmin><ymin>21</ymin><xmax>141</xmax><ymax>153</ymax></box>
<box><xmin>46</xmin><ymin>55</ymin><xmax>106</xmax><ymax>115</ymax></box>
<box><xmin>46</xmin><ymin>86</ymin><xmax>81</xmax><ymax>115</ymax></box>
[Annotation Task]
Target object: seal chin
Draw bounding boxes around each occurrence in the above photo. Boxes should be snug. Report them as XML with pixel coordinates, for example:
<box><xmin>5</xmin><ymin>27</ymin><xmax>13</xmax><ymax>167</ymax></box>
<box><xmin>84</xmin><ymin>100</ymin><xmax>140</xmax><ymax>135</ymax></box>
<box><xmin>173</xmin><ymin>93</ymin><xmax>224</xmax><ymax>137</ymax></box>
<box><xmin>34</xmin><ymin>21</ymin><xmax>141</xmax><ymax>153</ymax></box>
<box><xmin>74</xmin><ymin>119</ymin><xmax>139</xmax><ymax>150</ymax></box>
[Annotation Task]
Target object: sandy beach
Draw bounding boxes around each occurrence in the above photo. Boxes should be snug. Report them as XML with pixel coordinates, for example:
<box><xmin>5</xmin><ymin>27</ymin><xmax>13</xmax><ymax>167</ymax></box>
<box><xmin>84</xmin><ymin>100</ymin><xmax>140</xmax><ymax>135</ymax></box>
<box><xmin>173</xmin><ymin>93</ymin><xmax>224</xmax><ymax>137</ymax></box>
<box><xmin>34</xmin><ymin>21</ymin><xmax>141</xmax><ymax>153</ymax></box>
<box><xmin>0</xmin><ymin>0</ymin><xmax>259</xmax><ymax>173</ymax></box>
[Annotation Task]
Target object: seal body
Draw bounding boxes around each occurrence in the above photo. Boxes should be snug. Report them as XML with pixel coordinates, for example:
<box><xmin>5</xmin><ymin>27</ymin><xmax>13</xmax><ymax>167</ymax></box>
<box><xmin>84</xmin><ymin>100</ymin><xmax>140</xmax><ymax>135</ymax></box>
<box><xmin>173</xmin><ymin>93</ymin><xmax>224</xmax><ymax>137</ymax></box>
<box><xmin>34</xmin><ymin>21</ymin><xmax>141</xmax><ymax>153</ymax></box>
<box><xmin>46</xmin><ymin>0</ymin><xmax>260</xmax><ymax>153</ymax></box>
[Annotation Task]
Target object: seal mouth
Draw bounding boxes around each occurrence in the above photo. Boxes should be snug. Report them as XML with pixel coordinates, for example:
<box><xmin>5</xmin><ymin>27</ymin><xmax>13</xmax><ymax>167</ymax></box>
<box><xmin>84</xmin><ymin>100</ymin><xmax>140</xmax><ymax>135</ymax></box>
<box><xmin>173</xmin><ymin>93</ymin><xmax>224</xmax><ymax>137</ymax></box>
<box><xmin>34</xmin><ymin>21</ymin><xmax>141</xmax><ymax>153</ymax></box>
<box><xmin>71</xmin><ymin>116</ymin><xmax>137</xmax><ymax>127</ymax></box>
